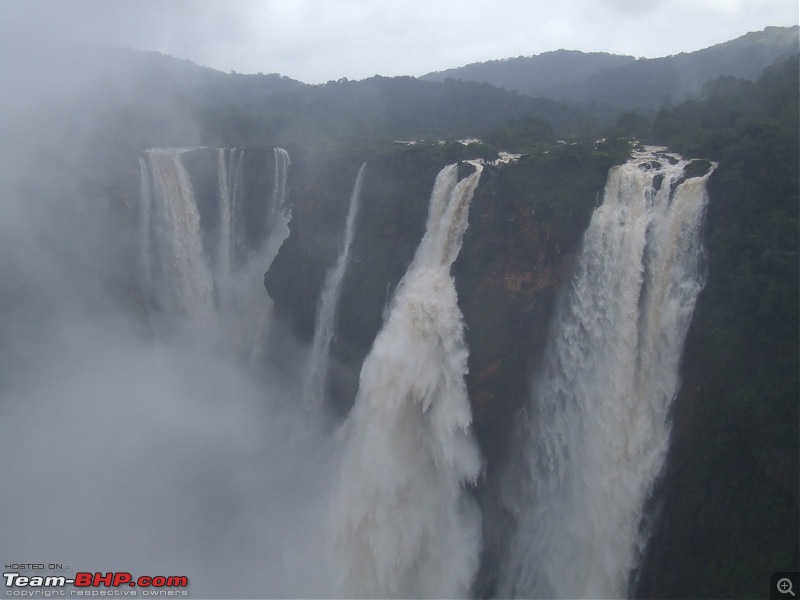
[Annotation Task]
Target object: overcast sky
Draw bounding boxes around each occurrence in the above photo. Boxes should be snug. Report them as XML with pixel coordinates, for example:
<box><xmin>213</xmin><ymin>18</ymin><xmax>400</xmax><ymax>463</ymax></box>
<box><xmin>1</xmin><ymin>0</ymin><xmax>797</xmax><ymax>83</ymax></box>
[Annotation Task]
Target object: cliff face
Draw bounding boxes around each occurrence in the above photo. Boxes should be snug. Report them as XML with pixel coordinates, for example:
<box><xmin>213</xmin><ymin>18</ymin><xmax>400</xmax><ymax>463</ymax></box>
<box><xmin>263</xmin><ymin>141</ymin><xmax>626</xmax><ymax>594</ymax></box>
<box><xmin>267</xmin><ymin>146</ymin><xmax>460</xmax><ymax>409</ymax></box>
<box><xmin>265</xmin><ymin>142</ymin><xmax>623</xmax><ymax>434</ymax></box>
<box><xmin>453</xmin><ymin>146</ymin><xmax>617</xmax><ymax>467</ymax></box>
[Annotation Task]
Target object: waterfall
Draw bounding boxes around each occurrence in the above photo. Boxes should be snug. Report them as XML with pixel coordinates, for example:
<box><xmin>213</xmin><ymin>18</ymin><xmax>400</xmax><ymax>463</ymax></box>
<box><xmin>214</xmin><ymin>147</ymin><xmax>246</xmax><ymax>309</ymax></box>
<box><xmin>229</xmin><ymin>147</ymin><xmax>245</xmax><ymax>268</ymax></box>
<box><xmin>500</xmin><ymin>149</ymin><xmax>712</xmax><ymax>599</ymax></box>
<box><xmin>216</xmin><ymin>148</ymin><xmax>233</xmax><ymax>280</ymax></box>
<box><xmin>138</xmin><ymin>145</ymin><xmax>294</xmax><ymax>352</ymax></box>
<box><xmin>138</xmin><ymin>156</ymin><xmax>153</xmax><ymax>313</ymax></box>
<box><xmin>249</xmin><ymin>148</ymin><xmax>293</xmax><ymax>363</ymax></box>
<box><xmin>330</xmin><ymin>162</ymin><xmax>484</xmax><ymax>598</ymax></box>
<box><xmin>303</xmin><ymin>162</ymin><xmax>367</xmax><ymax>407</ymax></box>
<box><xmin>142</xmin><ymin>149</ymin><xmax>213</xmax><ymax>317</ymax></box>
<box><xmin>272</xmin><ymin>148</ymin><xmax>290</xmax><ymax>217</ymax></box>
<box><xmin>263</xmin><ymin>147</ymin><xmax>292</xmax><ymax>269</ymax></box>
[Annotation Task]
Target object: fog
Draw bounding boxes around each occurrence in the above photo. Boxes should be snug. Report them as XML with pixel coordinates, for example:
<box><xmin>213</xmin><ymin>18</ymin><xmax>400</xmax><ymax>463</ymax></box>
<box><xmin>0</xmin><ymin>44</ymin><xmax>337</xmax><ymax>599</ymax></box>
<box><xmin>1</xmin><ymin>322</ymin><xmax>334</xmax><ymax>597</ymax></box>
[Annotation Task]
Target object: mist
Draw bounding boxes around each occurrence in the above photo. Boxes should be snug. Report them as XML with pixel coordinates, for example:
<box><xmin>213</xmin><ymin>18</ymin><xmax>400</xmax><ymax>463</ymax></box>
<box><xmin>0</xmin><ymin>321</ymin><xmax>334</xmax><ymax>597</ymax></box>
<box><xmin>0</xmin><ymin>43</ymin><xmax>336</xmax><ymax>599</ymax></box>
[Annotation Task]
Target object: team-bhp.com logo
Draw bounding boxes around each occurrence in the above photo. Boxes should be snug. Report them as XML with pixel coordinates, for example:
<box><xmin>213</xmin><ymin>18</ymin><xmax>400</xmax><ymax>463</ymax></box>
<box><xmin>4</xmin><ymin>572</ymin><xmax>188</xmax><ymax>597</ymax></box>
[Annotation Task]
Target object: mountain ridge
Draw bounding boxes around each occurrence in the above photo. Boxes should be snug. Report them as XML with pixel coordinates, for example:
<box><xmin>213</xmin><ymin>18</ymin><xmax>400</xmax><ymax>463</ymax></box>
<box><xmin>421</xmin><ymin>25</ymin><xmax>799</xmax><ymax>109</ymax></box>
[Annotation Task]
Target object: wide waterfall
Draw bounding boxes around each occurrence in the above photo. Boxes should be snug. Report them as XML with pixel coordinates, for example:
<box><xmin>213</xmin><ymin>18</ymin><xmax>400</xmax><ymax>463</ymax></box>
<box><xmin>330</xmin><ymin>163</ymin><xmax>484</xmax><ymax>598</ymax></box>
<box><xmin>500</xmin><ymin>149</ymin><xmax>712</xmax><ymax>599</ymax></box>
<box><xmin>303</xmin><ymin>162</ymin><xmax>367</xmax><ymax>408</ymax></box>
<box><xmin>140</xmin><ymin>148</ymin><xmax>214</xmax><ymax>317</ymax></box>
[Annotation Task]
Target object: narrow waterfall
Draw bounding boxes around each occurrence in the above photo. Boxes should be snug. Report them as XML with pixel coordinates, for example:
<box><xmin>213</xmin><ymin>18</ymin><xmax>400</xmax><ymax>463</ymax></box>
<box><xmin>262</xmin><ymin>147</ymin><xmax>292</xmax><ymax>269</ymax></box>
<box><xmin>141</xmin><ymin>148</ymin><xmax>213</xmax><ymax>317</ymax></box>
<box><xmin>500</xmin><ymin>149</ymin><xmax>712</xmax><ymax>599</ymax></box>
<box><xmin>330</xmin><ymin>162</ymin><xmax>484</xmax><ymax>598</ymax></box>
<box><xmin>303</xmin><ymin>163</ymin><xmax>367</xmax><ymax>407</ymax></box>
<box><xmin>272</xmin><ymin>148</ymin><xmax>291</xmax><ymax>220</ymax></box>
<box><xmin>249</xmin><ymin>147</ymin><xmax>293</xmax><ymax>363</ymax></box>
<box><xmin>230</xmin><ymin>147</ymin><xmax>245</xmax><ymax>266</ymax></box>
<box><xmin>268</xmin><ymin>148</ymin><xmax>292</xmax><ymax>227</ymax></box>
<box><xmin>137</xmin><ymin>155</ymin><xmax>153</xmax><ymax>312</ymax></box>
<box><xmin>216</xmin><ymin>147</ymin><xmax>233</xmax><ymax>280</ymax></box>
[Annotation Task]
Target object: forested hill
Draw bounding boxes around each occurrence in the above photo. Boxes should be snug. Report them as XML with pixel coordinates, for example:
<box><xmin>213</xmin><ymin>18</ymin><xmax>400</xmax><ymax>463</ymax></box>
<box><xmin>198</xmin><ymin>76</ymin><xmax>589</xmax><ymax>145</ymax></box>
<box><xmin>422</xmin><ymin>26</ymin><xmax>799</xmax><ymax>110</ymax></box>
<box><xmin>8</xmin><ymin>27</ymin><xmax>796</xmax><ymax>151</ymax></box>
<box><xmin>4</xmin><ymin>40</ymin><xmax>592</xmax><ymax>150</ymax></box>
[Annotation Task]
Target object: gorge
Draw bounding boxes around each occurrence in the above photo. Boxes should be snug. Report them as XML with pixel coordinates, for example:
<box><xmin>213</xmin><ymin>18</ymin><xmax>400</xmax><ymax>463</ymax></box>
<box><xmin>0</xmin><ymin>27</ymin><xmax>797</xmax><ymax>600</ymax></box>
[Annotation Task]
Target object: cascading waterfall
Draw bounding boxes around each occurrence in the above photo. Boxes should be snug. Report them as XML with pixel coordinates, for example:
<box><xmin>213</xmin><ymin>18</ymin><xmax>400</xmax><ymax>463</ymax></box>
<box><xmin>141</xmin><ymin>148</ymin><xmax>213</xmax><ymax>317</ymax></box>
<box><xmin>249</xmin><ymin>148</ymin><xmax>293</xmax><ymax>363</ymax></box>
<box><xmin>262</xmin><ymin>147</ymin><xmax>292</xmax><ymax>269</ymax></box>
<box><xmin>140</xmin><ymin>146</ymin><xmax>290</xmax><ymax>333</ymax></box>
<box><xmin>500</xmin><ymin>149</ymin><xmax>713</xmax><ymax>599</ymax></box>
<box><xmin>214</xmin><ymin>147</ymin><xmax>244</xmax><ymax>311</ymax></box>
<box><xmin>228</xmin><ymin>147</ymin><xmax>245</xmax><ymax>268</ymax></box>
<box><xmin>303</xmin><ymin>163</ymin><xmax>366</xmax><ymax>407</ymax></box>
<box><xmin>215</xmin><ymin>147</ymin><xmax>244</xmax><ymax>271</ymax></box>
<box><xmin>139</xmin><ymin>144</ymin><xmax>295</xmax><ymax>360</ymax></box>
<box><xmin>216</xmin><ymin>147</ymin><xmax>233</xmax><ymax>280</ymax></box>
<box><xmin>137</xmin><ymin>156</ymin><xmax>153</xmax><ymax>312</ymax></box>
<box><xmin>273</xmin><ymin>147</ymin><xmax>290</xmax><ymax>207</ymax></box>
<box><xmin>272</xmin><ymin>149</ymin><xmax>290</xmax><ymax>219</ymax></box>
<box><xmin>330</xmin><ymin>162</ymin><xmax>484</xmax><ymax>598</ymax></box>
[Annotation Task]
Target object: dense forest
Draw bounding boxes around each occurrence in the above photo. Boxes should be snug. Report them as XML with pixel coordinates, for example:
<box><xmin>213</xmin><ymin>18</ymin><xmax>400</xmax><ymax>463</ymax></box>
<box><xmin>423</xmin><ymin>26</ymin><xmax>798</xmax><ymax>110</ymax></box>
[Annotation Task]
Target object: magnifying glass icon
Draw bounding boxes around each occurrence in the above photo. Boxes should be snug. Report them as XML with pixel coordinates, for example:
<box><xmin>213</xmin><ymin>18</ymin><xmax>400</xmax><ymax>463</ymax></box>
<box><xmin>778</xmin><ymin>578</ymin><xmax>795</xmax><ymax>596</ymax></box>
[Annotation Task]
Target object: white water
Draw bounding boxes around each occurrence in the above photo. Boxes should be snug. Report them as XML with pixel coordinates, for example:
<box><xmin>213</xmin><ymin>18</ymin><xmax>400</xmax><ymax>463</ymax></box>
<box><xmin>141</xmin><ymin>146</ymin><xmax>293</xmax><ymax>356</ymax></box>
<box><xmin>330</xmin><ymin>163</ymin><xmax>484</xmax><ymax>598</ymax></box>
<box><xmin>142</xmin><ymin>149</ymin><xmax>213</xmax><ymax>316</ymax></box>
<box><xmin>214</xmin><ymin>147</ymin><xmax>245</xmax><ymax>280</ymax></box>
<box><xmin>248</xmin><ymin>148</ymin><xmax>293</xmax><ymax>363</ymax></box>
<box><xmin>303</xmin><ymin>162</ymin><xmax>367</xmax><ymax>407</ymax></box>
<box><xmin>216</xmin><ymin>148</ymin><xmax>233</xmax><ymax>280</ymax></box>
<box><xmin>214</xmin><ymin>147</ymin><xmax>248</xmax><ymax>318</ymax></box>
<box><xmin>500</xmin><ymin>150</ymin><xmax>712</xmax><ymax>599</ymax></box>
<box><xmin>262</xmin><ymin>147</ymin><xmax>292</xmax><ymax>270</ymax></box>
<box><xmin>230</xmin><ymin>147</ymin><xmax>245</xmax><ymax>265</ymax></box>
<box><xmin>137</xmin><ymin>155</ymin><xmax>153</xmax><ymax>313</ymax></box>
